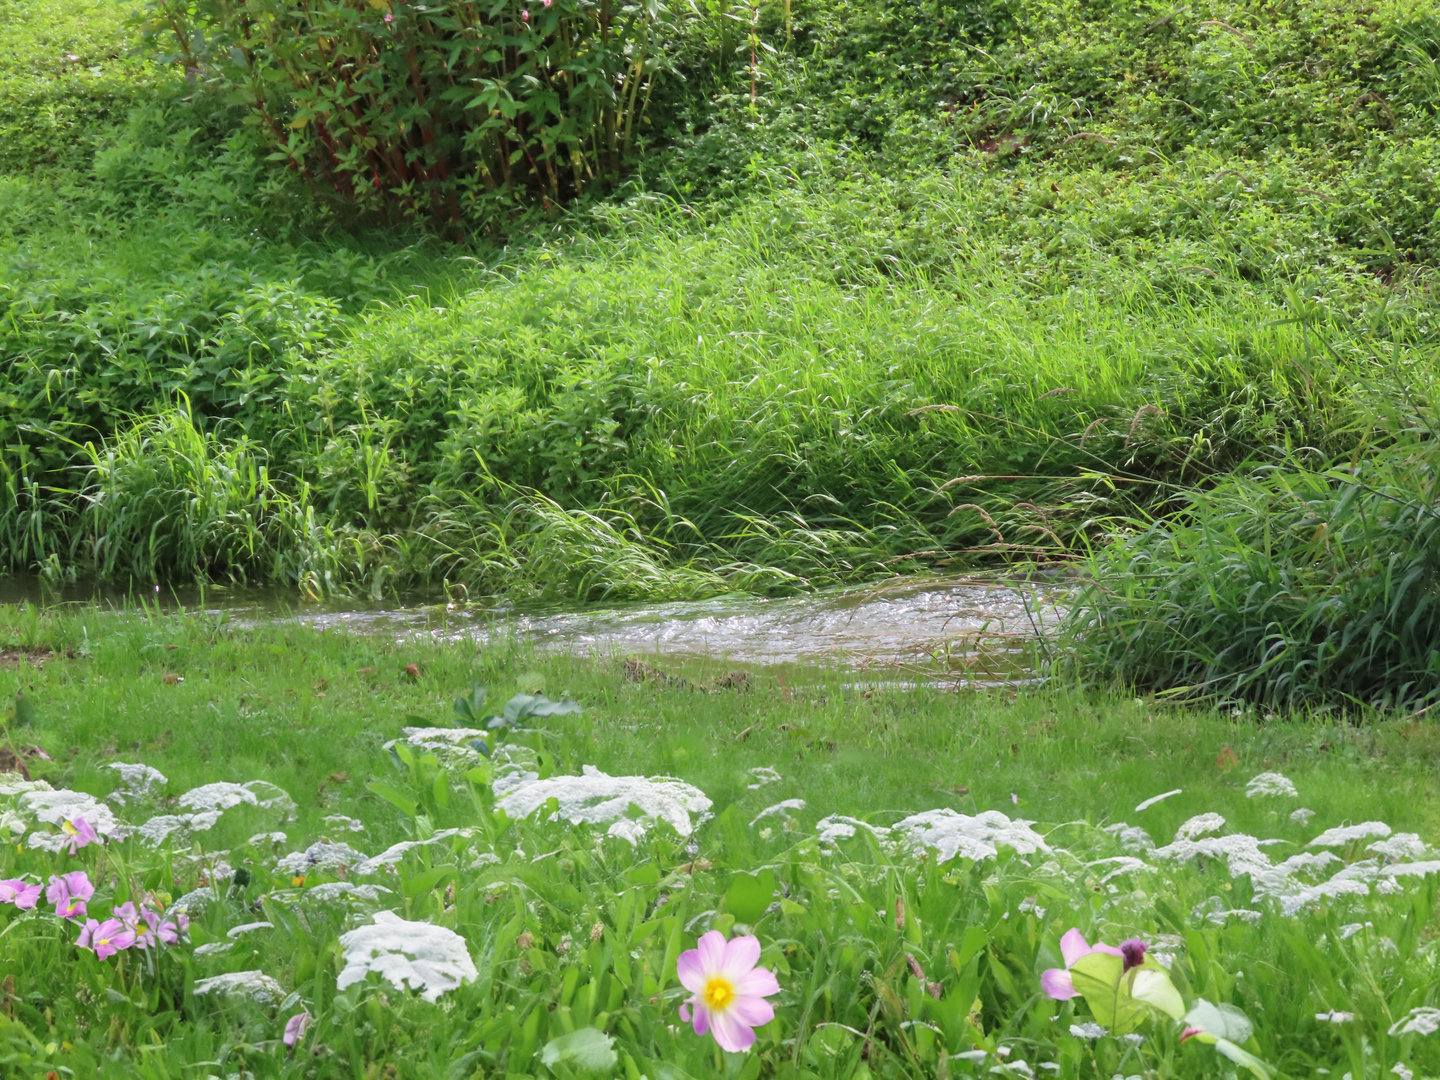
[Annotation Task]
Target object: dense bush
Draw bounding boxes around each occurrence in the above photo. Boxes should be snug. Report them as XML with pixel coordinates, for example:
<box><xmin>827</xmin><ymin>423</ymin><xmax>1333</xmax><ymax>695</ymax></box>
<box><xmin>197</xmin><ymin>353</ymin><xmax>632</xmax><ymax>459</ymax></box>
<box><xmin>144</xmin><ymin>0</ymin><xmax>683</xmax><ymax>231</ymax></box>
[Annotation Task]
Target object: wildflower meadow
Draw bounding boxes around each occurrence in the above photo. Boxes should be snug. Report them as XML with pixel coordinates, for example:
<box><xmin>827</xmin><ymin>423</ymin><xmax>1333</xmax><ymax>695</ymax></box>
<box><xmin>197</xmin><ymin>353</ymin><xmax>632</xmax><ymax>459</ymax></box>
<box><xmin>2</xmin><ymin>632</ymin><xmax>1439</xmax><ymax>1078</ymax></box>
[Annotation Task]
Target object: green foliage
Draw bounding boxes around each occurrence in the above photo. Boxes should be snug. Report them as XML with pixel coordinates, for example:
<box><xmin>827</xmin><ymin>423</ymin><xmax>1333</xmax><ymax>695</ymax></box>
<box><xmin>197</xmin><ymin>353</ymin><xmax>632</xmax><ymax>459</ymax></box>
<box><xmin>1061</xmin><ymin>438</ymin><xmax>1440</xmax><ymax>711</ymax></box>
<box><xmin>4</xmin><ymin>637</ymin><xmax>1440</xmax><ymax>1078</ymax></box>
<box><xmin>144</xmin><ymin>0</ymin><xmax>681</xmax><ymax>230</ymax></box>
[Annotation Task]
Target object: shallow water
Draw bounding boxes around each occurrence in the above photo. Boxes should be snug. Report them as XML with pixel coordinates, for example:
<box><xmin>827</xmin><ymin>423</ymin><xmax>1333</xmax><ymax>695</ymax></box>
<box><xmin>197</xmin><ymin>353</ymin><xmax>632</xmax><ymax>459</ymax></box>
<box><xmin>0</xmin><ymin>575</ymin><xmax>1064</xmax><ymax>686</ymax></box>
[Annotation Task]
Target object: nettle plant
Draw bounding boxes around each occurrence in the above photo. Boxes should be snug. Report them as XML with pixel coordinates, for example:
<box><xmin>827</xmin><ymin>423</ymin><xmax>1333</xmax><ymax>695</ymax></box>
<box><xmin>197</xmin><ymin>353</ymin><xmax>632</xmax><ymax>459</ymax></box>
<box><xmin>142</xmin><ymin>0</ymin><xmax>679</xmax><ymax>229</ymax></box>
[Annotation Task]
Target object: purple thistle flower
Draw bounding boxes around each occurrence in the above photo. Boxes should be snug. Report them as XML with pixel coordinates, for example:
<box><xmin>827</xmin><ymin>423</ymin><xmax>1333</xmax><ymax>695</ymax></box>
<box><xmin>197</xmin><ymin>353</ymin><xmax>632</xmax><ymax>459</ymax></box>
<box><xmin>1119</xmin><ymin>938</ymin><xmax>1148</xmax><ymax>971</ymax></box>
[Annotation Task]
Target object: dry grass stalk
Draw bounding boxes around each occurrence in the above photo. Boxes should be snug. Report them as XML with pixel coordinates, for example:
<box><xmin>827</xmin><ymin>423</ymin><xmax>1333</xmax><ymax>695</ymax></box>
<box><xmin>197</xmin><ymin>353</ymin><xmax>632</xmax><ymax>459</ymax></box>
<box><xmin>1125</xmin><ymin>404</ymin><xmax>1164</xmax><ymax>447</ymax></box>
<box><xmin>947</xmin><ymin>504</ymin><xmax>1004</xmax><ymax>543</ymax></box>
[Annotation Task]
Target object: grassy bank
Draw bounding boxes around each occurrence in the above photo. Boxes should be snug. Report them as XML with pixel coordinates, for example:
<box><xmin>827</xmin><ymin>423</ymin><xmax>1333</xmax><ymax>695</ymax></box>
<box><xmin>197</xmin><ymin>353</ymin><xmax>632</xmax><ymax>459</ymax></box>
<box><xmin>3</xmin><ymin>605</ymin><xmax>1440</xmax><ymax>1076</ymax></box>
<box><xmin>2</xmin><ymin>0</ymin><xmax>1439</xmax><ymax>599</ymax></box>
<box><xmin>4</xmin><ymin>0</ymin><xmax>1440</xmax><ymax>705</ymax></box>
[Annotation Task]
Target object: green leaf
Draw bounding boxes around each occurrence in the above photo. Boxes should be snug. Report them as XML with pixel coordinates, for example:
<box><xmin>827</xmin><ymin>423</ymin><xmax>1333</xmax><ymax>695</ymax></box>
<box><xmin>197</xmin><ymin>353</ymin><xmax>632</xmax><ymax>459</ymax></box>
<box><xmin>453</xmin><ymin>682</ymin><xmax>487</xmax><ymax>725</ymax></box>
<box><xmin>540</xmin><ymin>1026</ymin><xmax>617</xmax><ymax>1074</ymax></box>
<box><xmin>432</xmin><ymin>770</ymin><xmax>451</xmax><ymax>809</ymax></box>
<box><xmin>1069</xmin><ymin>952</ymin><xmax>1144</xmax><ymax>1035</ymax></box>
<box><xmin>1129</xmin><ymin>966</ymin><xmax>1185</xmax><ymax>1021</ymax></box>
<box><xmin>9</xmin><ymin>692</ymin><xmax>37</xmax><ymax>727</ymax></box>
<box><xmin>402</xmin><ymin>863</ymin><xmax>456</xmax><ymax>898</ymax></box>
<box><xmin>503</xmin><ymin>693</ymin><xmax>584</xmax><ymax>722</ymax></box>
<box><xmin>1211</xmin><ymin>1037</ymin><xmax>1273</xmax><ymax>1080</ymax></box>
<box><xmin>366</xmin><ymin>780</ymin><xmax>418</xmax><ymax>818</ymax></box>
<box><xmin>1184</xmin><ymin>1000</ymin><xmax>1254</xmax><ymax>1043</ymax></box>
<box><xmin>723</xmin><ymin>869</ymin><xmax>775</xmax><ymax>925</ymax></box>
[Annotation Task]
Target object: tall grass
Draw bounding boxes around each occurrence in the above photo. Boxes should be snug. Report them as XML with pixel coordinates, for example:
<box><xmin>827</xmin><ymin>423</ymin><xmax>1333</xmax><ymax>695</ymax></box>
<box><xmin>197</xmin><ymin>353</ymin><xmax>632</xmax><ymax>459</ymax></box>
<box><xmin>1059</xmin><ymin>326</ymin><xmax>1440</xmax><ymax>710</ymax></box>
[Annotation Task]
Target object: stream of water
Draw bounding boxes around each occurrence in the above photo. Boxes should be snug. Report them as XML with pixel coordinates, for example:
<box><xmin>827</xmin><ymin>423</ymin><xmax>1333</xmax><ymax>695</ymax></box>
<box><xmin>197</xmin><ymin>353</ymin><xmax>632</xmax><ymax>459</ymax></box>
<box><xmin>1</xmin><ymin>575</ymin><xmax>1066</xmax><ymax>687</ymax></box>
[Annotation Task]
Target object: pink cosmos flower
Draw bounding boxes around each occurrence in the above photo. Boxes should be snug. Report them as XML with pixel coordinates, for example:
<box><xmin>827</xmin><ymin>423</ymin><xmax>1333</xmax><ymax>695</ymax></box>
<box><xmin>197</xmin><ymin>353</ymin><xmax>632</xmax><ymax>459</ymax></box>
<box><xmin>1041</xmin><ymin>928</ymin><xmax>1124</xmax><ymax>1000</ymax></box>
<box><xmin>77</xmin><ymin>916</ymin><xmax>136</xmax><ymax>960</ymax></box>
<box><xmin>46</xmin><ymin>871</ymin><xmax>95</xmax><ymax>920</ymax></box>
<box><xmin>62</xmin><ymin>816</ymin><xmax>98</xmax><ymax>853</ymax></box>
<box><xmin>0</xmin><ymin>878</ymin><xmax>42</xmax><ymax>910</ymax></box>
<box><xmin>283</xmin><ymin>1011</ymin><xmax>313</xmax><ymax>1048</ymax></box>
<box><xmin>677</xmin><ymin>931</ymin><xmax>780</xmax><ymax>1052</ymax></box>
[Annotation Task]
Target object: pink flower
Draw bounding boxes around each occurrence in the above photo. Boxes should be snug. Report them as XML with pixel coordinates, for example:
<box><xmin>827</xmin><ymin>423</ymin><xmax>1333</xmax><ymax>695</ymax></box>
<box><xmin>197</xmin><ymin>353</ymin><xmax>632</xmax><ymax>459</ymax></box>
<box><xmin>140</xmin><ymin>906</ymin><xmax>185</xmax><ymax>947</ymax></box>
<box><xmin>520</xmin><ymin>8</ymin><xmax>530</xmax><ymax>21</ymax></box>
<box><xmin>1041</xmin><ymin>928</ymin><xmax>1124</xmax><ymax>1000</ymax></box>
<box><xmin>77</xmin><ymin>916</ymin><xmax>136</xmax><ymax>960</ymax></box>
<box><xmin>283</xmin><ymin>1011</ymin><xmax>312</xmax><ymax>1048</ymax></box>
<box><xmin>0</xmin><ymin>878</ymin><xmax>42</xmax><ymax>910</ymax></box>
<box><xmin>677</xmin><ymin>931</ymin><xmax>780</xmax><ymax>1053</ymax></box>
<box><xmin>542</xmin><ymin>0</ymin><xmax>552</xmax><ymax>6</ymax></box>
<box><xmin>62</xmin><ymin>816</ymin><xmax>98</xmax><ymax>853</ymax></box>
<box><xmin>46</xmin><ymin>871</ymin><xmax>95</xmax><ymax>920</ymax></box>
<box><xmin>384</xmin><ymin>11</ymin><xmax>393</xmax><ymax>21</ymax></box>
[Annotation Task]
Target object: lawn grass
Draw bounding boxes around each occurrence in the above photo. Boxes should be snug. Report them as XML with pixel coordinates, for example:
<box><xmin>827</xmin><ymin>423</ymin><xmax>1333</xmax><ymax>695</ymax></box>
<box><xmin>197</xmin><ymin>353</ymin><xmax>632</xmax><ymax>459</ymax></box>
<box><xmin>3</xmin><ymin>604</ymin><xmax>1440</xmax><ymax>1077</ymax></box>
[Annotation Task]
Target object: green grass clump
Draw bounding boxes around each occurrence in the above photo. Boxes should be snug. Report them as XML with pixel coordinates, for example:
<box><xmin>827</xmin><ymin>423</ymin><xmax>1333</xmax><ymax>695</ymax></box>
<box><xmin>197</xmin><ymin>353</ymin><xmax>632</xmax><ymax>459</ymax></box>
<box><xmin>1061</xmin><ymin>439</ymin><xmax>1440</xmax><ymax>711</ymax></box>
<box><xmin>3</xmin><ymin>605</ymin><xmax>1440</xmax><ymax>1077</ymax></box>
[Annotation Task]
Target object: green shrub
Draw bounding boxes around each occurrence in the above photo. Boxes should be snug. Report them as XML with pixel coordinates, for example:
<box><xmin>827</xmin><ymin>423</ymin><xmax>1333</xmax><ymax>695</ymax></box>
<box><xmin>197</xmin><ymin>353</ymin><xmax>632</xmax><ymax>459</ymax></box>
<box><xmin>143</xmin><ymin>0</ymin><xmax>686</xmax><ymax>230</ymax></box>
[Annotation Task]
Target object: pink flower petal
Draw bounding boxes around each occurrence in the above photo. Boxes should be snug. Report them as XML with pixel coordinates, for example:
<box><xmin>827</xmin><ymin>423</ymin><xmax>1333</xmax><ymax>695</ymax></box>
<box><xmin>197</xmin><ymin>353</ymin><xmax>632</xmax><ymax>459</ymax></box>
<box><xmin>695</xmin><ymin>930</ymin><xmax>728</xmax><ymax>975</ymax></box>
<box><xmin>1058</xmin><ymin>928</ymin><xmax>1091</xmax><ymax>968</ymax></box>
<box><xmin>1040</xmin><ymin>968</ymin><xmax>1078</xmax><ymax>1000</ymax></box>
<box><xmin>732</xmin><ymin>966</ymin><xmax>780</xmax><ymax>998</ymax></box>
<box><xmin>708</xmin><ymin>1007</ymin><xmax>756</xmax><ymax>1052</ymax></box>
<box><xmin>679</xmin><ymin>1001</ymin><xmax>692</xmax><ymax>1023</ymax></box>
<box><xmin>728</xmin><ymin>994</ymin><xmax>775</xmax><ymax>1028</ymax></box>
<box><xmin>677</xmin><ymin>949</ymin><xmax>707</xmax><ymax>994</ymax></box>
<box><xmin>720</xmin><ymin>934</ymin><xmax>762</xmax><ymax>981</ymax></box>
<box><xmin>691</xmin><ymin>1002</ymin><xmax>711</xmax><ymax>1036</ymax></box>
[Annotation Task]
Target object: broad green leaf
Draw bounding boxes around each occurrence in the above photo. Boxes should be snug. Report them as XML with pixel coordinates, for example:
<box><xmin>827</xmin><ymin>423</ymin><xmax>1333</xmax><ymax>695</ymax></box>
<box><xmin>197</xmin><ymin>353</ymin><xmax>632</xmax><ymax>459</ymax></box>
<box><xmin>503</xmin><ymin>692</ymin><xmax>583</xmax><ymax>722</ymax></box>
<box><xmin>402</xmin><ymin>863</ymin><xmax>456</xmax><ymax>898</ymax></box>
<box><xmin>1129</xmin><ymin>966</ymin><xmax>1185</xmax><ymax>1021</ymax></box>
<box><xmin>540</xmin><ymin>1026</ymin><xmax>617</xmax><ymax>1074</ymax></box>
<box><xmin>1211</xmin><ymin>1037</ymin><xmax>1273</xmax><ymax>1080</ymax></box>
<box><xmin>1069</xmin><ymin>952</ymin><xmax>1147</xmax><ymax>1035</ymax></box>
<box><xmin>1185</xmin><ymin>1000</ymin><xmax>1254</xmax><ymax>1043</ymax></box>
<box><xmin>723</xmin><ymin>869</ymin><xmax>775</xmax><ymax>925</ymax></box>
<box><xmin>366</xmin><ymin>780</ymin><xmax>418</xmax><ymax>818</ymax></box>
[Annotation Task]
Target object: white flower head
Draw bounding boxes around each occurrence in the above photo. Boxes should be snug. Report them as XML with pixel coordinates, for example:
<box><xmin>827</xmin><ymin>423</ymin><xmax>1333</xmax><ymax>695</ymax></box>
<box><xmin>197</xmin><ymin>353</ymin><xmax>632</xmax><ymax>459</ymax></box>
<box><xmin>1245</xmin><ymin>772</ymin><xmax>1297</xmax><ymax>799</ymax></box>
<box><xmin>337</xmin><ymin>911</ymin><xmax>477</xmax><ymax>1002</ymax></box>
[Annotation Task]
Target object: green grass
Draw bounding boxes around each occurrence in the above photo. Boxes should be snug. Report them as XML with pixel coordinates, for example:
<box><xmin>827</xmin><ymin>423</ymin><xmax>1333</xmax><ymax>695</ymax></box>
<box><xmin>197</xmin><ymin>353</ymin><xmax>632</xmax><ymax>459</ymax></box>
<box><xmin>3</xmin><ymin>604</ymin><xmax>1440</xmax><ymax>1077</ymax></box>
<box><xmin>4</xmin><ymin>0</ymin><xmax>1440</xmax><ymax>615</ymax></box>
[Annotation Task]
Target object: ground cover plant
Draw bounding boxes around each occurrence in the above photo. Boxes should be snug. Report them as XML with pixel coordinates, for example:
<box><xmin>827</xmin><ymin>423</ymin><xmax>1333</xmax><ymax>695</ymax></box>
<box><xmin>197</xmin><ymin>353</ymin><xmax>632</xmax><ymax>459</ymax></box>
<box><xmin>3</xmin><ymin>605</ymin><xmax>1440</xmax><ymax>1077</ymax></box>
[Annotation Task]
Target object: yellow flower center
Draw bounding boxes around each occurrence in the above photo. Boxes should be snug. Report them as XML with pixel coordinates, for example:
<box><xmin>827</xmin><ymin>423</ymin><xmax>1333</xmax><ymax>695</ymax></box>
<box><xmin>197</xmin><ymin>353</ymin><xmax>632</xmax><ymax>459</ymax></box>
<box><xmin>703</xmin><ymin>976</ymin><xmax>735</xmax><ymax>1012</ymax></box>
<box><xmin>62</xmin><ymin>820</ymin><xmax>79</xmax><ymax>836</ymax></box>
